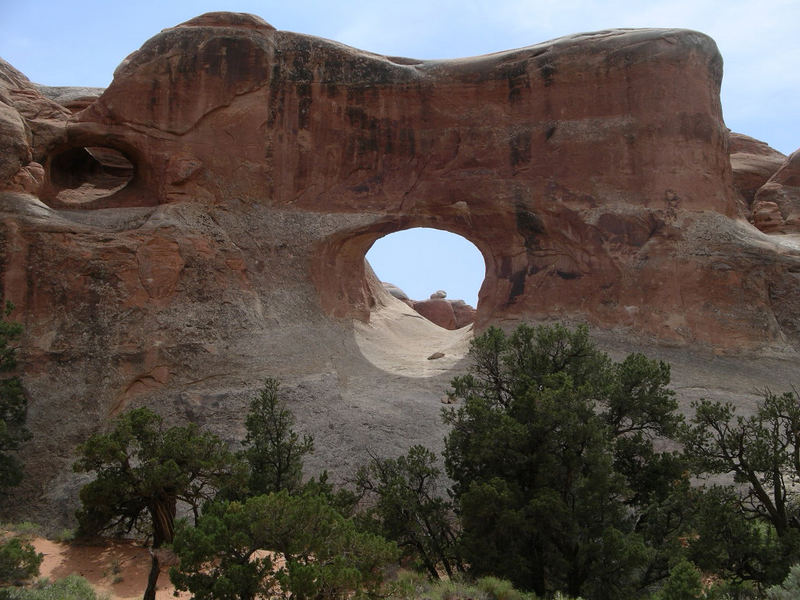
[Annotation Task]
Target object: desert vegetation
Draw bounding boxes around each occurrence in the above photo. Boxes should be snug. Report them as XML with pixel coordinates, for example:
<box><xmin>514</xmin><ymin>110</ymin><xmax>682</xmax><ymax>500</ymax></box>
<box><xmin>6</xmin><ymin>322</ymin><xmax>800</xmax><ymax>599</ymax></box>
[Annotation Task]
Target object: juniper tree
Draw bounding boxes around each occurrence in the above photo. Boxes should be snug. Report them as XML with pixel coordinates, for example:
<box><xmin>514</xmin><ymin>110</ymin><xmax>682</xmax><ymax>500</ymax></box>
<box><xmin>443</xmin><ymin>324</ymin><xmax>688</xmax><ymax>599</ymax></box>
<box><xmin>73</xmin><ymin>407</ymin><xmax>242</xmax><ymax>600</ymax></box>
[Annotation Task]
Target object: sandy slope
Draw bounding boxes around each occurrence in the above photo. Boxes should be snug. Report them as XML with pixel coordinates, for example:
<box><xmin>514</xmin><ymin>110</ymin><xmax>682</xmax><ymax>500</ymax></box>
<box><xmin>353</xmin><ymin>295</ymin><xmax>474</xmax><ymax>377</ymax></box>
<box><xmin>32</xmin><ymin>537</ymin><xmax>189</xmax><ymax>600</ymax></box>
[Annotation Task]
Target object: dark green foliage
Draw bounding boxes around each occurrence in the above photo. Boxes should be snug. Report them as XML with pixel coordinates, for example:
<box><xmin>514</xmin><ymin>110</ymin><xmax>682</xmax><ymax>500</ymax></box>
<box><xmin>240</xmin><ymin>378</ymin><xmax>314</xmax><ymax>496</ymax></box>
<box><xmin>299</xmin><ymin>471</ymin><xmax>359</xmax><ymax>518</ymax></box>
<box><xmin>0</xmin><ymin>302</ymin><xmax>29</xmax><ymax>497</ymax></box>
<box><xmin>0</xmin><ymin>574</ymin><xmax>102</xmax><ymax>600</ymax></box>
<box><xmin>768</xmin><ymin>564</ymin><xmax>800</xmax><ymax>599</ymax></box>
<box><xmin>684</xmin><ymin>485</ymin><xmax>789</xmax><ymax>586</ymax></box>
<box><xmin>386</xmin><ymin>570</ymin><xmax>544</xmax><ymax>600</ymax></box>
<box><xmin>73</xmin><ymin>406</ymin><xmax>242</xmax><ymax>600</ymax></box>
<box><xmin>170</xmin><ymin>491</ymin><xmax>399</xmax><ymax>600</ymax></box>
<box><xmin>355</xmin><ymin>445</ymin><xmax>462</xmax><ymax>579</ymax></box>
<box><xmin>682</xmin><ymin>390</ymin><xmax>800</xmax><ymax>538</ymax></box>
<box><xmin>681</xmin><ymin>390</ymin><xmax>800</xmax><ymax>585</ymax></box>
<box><xmin>443</xmin><ymin>324</ymin><xmax>688</xmax><ymax>599</ymax></box>
<box><xmin>651</xmin><ymin>560</ymin><xmax>704</xmax><ymax>600</ymax></box>
<box><xmin>0</xmin><ymin>537</ymin><xmax>41</xmax><ymax>587</ymax></box>
<box><xmin>73</xmin><ymin>406</ymin><xmax>241</xmax><ymax>546</ymax></box>
<box><xmin>474</xmin><ymin>575</ymin><xmax>533</xmax><ymax>600</ymax></box>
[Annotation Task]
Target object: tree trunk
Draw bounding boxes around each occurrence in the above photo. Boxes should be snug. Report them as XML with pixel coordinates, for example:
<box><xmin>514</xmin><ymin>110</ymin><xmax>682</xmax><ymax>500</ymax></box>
<box><xmin>143</xmin><ymin>551</ymin><xmax>160</xmax><ymax>600</ymax></box>
<box><xmin>144</xmin><ymin>497</ymin><xmax>176</xmax><ymax>600</ymax></box>
<box><xmin>151</xmin><ymin>498</ymin><xmax>176</xmax><ymax>547</ymax></box>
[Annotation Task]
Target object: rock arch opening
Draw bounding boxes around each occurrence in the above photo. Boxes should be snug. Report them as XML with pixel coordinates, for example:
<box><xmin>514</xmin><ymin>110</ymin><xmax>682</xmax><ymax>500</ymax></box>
<box><xmin>46</xmin><ymin>145</ymin><xmax>134</xmax><ymax>205</ymax></box>
<box><xmin>311</xmin><ymin>220</ymin><xmax>498</xmax><ymax>377</ymax></box>
<box><xmin>366</xmin><ymin>227</ymin><xmax>485</xmax><ymax>330</ymax></box>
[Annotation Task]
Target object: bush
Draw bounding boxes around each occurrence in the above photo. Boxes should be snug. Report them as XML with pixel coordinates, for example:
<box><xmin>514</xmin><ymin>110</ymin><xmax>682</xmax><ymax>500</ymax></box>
<box><xmin>767</xmin><ymin>563</ymin><xmax>800</xmax><ymax>599</ymax></box>
<box><xmin>652</xmin><ymin>560</ymin><xmax>703</xmax><ymax>600</ymax></box>
<box><xmin>170</xmin><ymin>491</ymin><xmax>399</xmax><ymax>600</ymax></box>
<box><xmin>0</xmin><ymin>574</ymin><xmax>107</xmax><ymax>599</ymax></box>
<box><xmin>0</xmin><ymin>525</ymin><xmax>40</xmax><ymax>539</ymax></box>
<box><xmin>0</xmin><ymin>538</ymin><xmax>41</xmax><ymax>587</ymax></box>
<box><xmin>387</xmin><ymin>570</ymin><xmax>428</xmax><ymax>599</ymax></box>
<box><xmin>428</xmin><ymin>579</ymin><xmax>489</xmax><ymax>600</ymax></box>
<box><xmin>355</xmin><ymin>445</ymin><xmax>462</xmax><ymax>579</ymax></box>
<box><xmin>384</xmin><ymin>572</ymin><xmax>549</xmax><ymax>600</ymax></box>
<box><xmin>476</xmin><ymin>576</ymin><xmax>533</xmax><ymax>600</ymax></box>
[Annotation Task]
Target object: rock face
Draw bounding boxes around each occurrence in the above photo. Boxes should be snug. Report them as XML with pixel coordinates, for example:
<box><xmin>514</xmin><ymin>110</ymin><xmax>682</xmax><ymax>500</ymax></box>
<box><xmin>728</xmin><ymin>132</ymin><xmax>786</xmax><ymax>214</ymax></box>
<box><xmin>2</xmin><ymin>12</ymin><xmax>800</xmax><ymax>522</ymax></box>
<box><xmin>451</xmin><ymin>300</ymin><xmax>477</xmax><ymax>329</ymax></box>
<box><xmin>752</xmin><ymin>150</ymin><xmax>800</xmax><ymax>233</ymax></box>
<box><xmin>410</xmin><ymin>297</ymin><xmax>477</xmax><ymax>330</ymax></box>
<box><xmin>0</xmin><ymin>58</ymin><xmax>69</xmax><ymax>194</ymax></box>
<box><xmin>412</xmin><ymin>298</ymin><xmax>458</xmax><ymax>330</ymax></box>
<box><xmin>34</xmin><ymin>85</ymin><xmax>106</xmax><ymax>114</ymax></box>
<box><xmin>380</xmin><ymin>283</ymin><xmax>476</xmax><ymax>329</ymax></box>
<box><xmin>381</xmin><ymin>282</ymin><xmax>410</xmax><ymax>301</ymax></box>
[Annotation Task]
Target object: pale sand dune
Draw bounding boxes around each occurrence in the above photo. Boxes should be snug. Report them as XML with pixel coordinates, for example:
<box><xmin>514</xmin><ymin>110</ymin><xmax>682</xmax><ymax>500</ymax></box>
<box><xmin>355</xmin><ymin>277</ymin><xmax>474</xmax><ymax>378</ymax></box>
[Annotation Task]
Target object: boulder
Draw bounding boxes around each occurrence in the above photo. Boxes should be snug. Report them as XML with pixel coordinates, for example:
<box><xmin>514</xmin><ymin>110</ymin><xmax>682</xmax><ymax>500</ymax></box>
<box><xmin>382</xmin><ymin>282</ymin><xmax>409</xmax><ymax>301</ymax></box>
<box><xmin>752</xmin><ymin>150</ymin><xmax>800</xmax><ymax>233</ymax></box>
<box><xmin>729</xmin><ymin>132</ymin><xmax>786</xmax><ymax>213</ymax></box>
<box><xmin>451</xmin><ymin>300</ymin><xmax>477</xmax><ymax>329</ymax></box>
<box><xmin>412</xmin><ymin>298</ymin><xmax>457</xmax><ymax>330</ymax></box>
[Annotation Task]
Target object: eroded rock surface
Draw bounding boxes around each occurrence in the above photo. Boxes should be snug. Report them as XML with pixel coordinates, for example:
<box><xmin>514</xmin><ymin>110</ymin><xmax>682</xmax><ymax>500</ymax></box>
<box><xmin>752</xmin><ymin>150</ymin><xmax>800</xmax><ymax>233</ymax></box>
<box><xmin>410</xmin><ymin>297</ymin><xmax>477</xmax><ymax>330</ymax></box>
<box><xmin>1</xmin><ymin>12</ymin><xmax>800</xmax><ymax>523</ymax></box>
<box><xmin>729</xmin><ymin>132</ymin><xmax>786</xmax><ymax>214</ymax></box>
<box><xmin>35</xmin><ymin>85</ymin><xmax>105</xmax><ymax>114</ymax></box>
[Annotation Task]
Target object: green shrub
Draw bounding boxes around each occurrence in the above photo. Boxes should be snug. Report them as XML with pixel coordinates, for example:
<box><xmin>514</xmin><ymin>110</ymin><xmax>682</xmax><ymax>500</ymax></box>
<box><xmin>0</xmin><ymin>538</ymin><xmax>41</xmax><ymax>586</ymax></box>
<box><xmin>51</xmin><ymin>529</ymin><xmax>74</xmax><ymax>544</ymax></box>
<box><xmin>0</xmin><ymin>525</ymin><xmax>39</xmax><ymax>538</ymax></box>
<box><xmin>475</xmin><ymin>577</ymin><xmax>519</xmax><ymax>600</ymax></box>
<box><xmin>428</xmin><ymin>579</ymin><xmax>489</xmax><ymax>600</ymax></box>
<box><xmin>652</xmin><ymin>560</ymin><xmax>703</xmax><ymax>600</ymax></box>
<box><xmin>767</xmin><ymin>563</ymin><xmax>800</xmax><ymax>599</ymax></box>
<box><xmin>0</xmin><ymin>574</ymin><xmax>107</xmax><ymax>599</ymax></box>
<box><xmin>476</xmin><ymin>576</ymin><xmax>532</xmax><ymax>600</ymax></box>
<box><xmin>444</xmin><ymin>324</ymin><xmax>684</xmax><ymax>599</ymax></box>
<box><xmin>171</xmin><ymin>491</ymin><xmax>399</xmax><ymax>600</ymax></box>
<box><xmin>383</xmin><ymin>571</ymin><xmax>590</xmax><ymax>600</ymax></box>
<box><xmin>388</xmin><ymin>570</ymin><xmax>428</xmax><ymax>599</ymax></box>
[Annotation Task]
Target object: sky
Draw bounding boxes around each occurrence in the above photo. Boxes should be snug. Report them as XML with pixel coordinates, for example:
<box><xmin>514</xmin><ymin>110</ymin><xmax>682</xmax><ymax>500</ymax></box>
<box><xmin>1</xmin><ymin>0</ymin><xmax>797</xmax><ymax>306</ymax></box>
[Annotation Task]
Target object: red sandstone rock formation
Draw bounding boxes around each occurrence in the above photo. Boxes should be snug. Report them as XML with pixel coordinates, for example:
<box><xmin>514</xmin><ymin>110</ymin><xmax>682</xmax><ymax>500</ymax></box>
<box><xmin>0</xmin><ymin>59</ymin><xmax>69</xmax><ymax>194</ymax></box>
<box><xmin>451</xmin><ymin>300</ymin><xmax>477</xmax><ymax>329</ymax></box>
<box><xmin>410</xmin><ymin>297</ymin><xmax>477</xmax><ymax>330</ymax></box>
<box><xmin>34</xmin><ymin>85</ymin><xmax>105</xmax><ymax>114</ymax></box>
<box><xmin>728</xmin><ymin>132</ymin><xmax>786</xmax><ymax>215</ymax></box>
<box><xmin>752</xmin><ymin>150</ymin><xmax>800</xmax><ymax>233</ymax></box>
<box><xmin>412</xmin><ymin>298</ymin><xmax>458</xmax><ymax>330</ymax></box>
<box><xmin>2</xmin><ymin>12</ymin><xmax>800</xmax><ymax>523</ymax></box>
<box><xmin>380</xmin><ymin>283</ymin><xmax>476</xmax><ymax>329</ymax></box>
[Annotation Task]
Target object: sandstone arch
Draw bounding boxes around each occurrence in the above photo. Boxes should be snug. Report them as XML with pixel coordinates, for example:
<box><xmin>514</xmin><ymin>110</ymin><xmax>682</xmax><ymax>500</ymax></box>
<box><xmin>26</xmin><ymin>12</ymin><xmax>775</xmax><ymax>346</ymax></box>
<box><xmin>366</xmin><ymin>227</ymin><xmax>484</xmax><ymax>327</ymax></box>
<box><xmin>311</xmin><ymin>215</ymin><xmax>509</xmax><ymax>328</ymax></box>
<box><xmin>3</xmin><ymin>10</ymin><xmax>798</xmax><ymax>364</ymax></box>
<box><xmin>4</xmin><ymin>11</ymin><xmax>800</xmax><ymax>524</ymax></box>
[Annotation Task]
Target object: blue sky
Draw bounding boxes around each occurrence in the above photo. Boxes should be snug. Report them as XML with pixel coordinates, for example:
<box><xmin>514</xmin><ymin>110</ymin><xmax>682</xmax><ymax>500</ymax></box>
<box><xmin>1</xmin><ymin>0</ymin><xmax>797</xmax><ymax>306</ymax></box>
